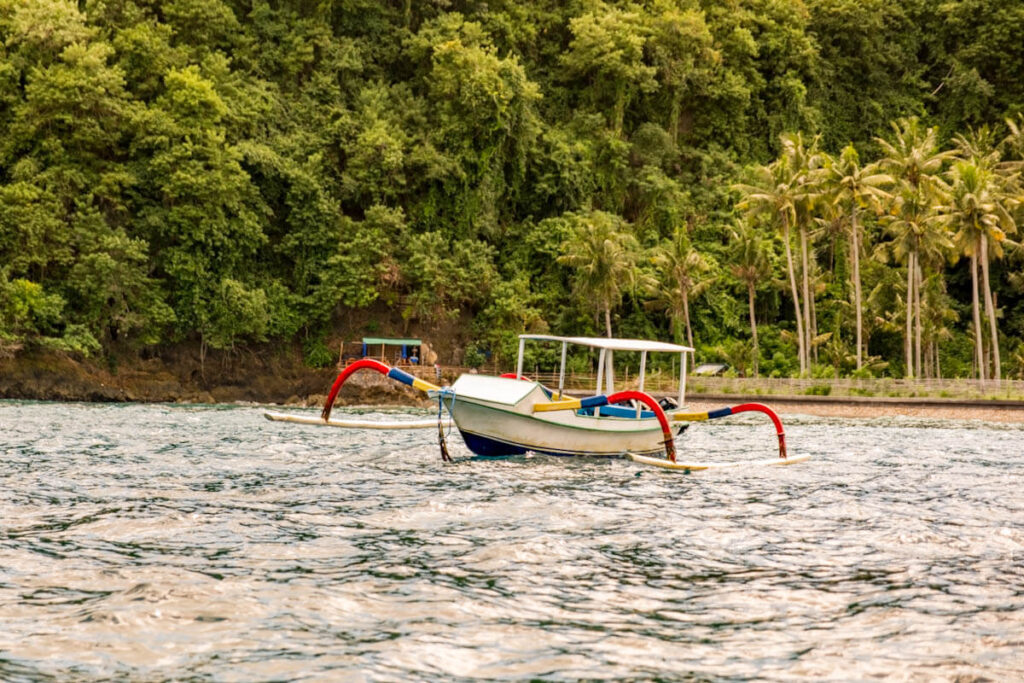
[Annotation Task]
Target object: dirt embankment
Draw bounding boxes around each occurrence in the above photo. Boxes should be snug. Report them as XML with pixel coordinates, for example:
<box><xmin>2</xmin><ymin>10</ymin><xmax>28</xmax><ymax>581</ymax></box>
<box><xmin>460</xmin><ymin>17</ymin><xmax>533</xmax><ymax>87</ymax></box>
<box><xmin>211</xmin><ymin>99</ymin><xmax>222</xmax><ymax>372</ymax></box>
<box><xmin>0</xmin><ymin>304</ymin><xmax>491</xmax><ymax>407</ymax></box>
<box><xmin>0</xmin><ymin>348</ymin><xmax>432</xmax><ymax>407</ymax></box>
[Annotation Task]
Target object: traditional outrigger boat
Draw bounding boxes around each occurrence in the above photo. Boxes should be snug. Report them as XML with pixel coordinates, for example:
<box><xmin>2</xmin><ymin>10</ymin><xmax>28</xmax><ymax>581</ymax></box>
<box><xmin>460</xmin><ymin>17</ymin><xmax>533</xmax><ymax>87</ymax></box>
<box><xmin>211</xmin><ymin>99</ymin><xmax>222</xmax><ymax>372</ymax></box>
<box><xmin>266</xmin><ymin>335</ymin><xmax>808</xmax><ymax>471</ymax></box>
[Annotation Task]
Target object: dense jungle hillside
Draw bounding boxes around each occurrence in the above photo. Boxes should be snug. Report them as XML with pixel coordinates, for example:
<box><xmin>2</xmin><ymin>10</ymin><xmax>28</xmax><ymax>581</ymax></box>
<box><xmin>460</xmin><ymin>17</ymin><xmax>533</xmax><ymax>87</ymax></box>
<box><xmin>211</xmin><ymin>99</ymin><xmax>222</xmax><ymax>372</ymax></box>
<box><xmin>1</xmin><ymin>0</ymin><xmax>1023</xmax><ymax>381</ymax></box>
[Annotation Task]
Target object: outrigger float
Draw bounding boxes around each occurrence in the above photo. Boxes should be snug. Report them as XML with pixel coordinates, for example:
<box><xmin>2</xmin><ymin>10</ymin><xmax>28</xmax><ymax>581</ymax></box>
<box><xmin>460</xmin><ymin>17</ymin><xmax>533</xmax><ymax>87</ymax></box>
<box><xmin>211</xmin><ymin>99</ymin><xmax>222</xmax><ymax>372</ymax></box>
<box><xmin>265</xmin><ymin>335</ymin><xmax>810</xmax><ymax>471</ymax></box>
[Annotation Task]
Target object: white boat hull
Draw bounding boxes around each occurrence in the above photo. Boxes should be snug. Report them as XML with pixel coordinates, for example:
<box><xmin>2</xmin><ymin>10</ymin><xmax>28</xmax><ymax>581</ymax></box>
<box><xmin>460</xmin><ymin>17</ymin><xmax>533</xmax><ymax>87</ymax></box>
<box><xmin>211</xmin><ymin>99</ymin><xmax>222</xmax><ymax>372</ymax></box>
<box><xmin>445</xmin><ymin>375</ymin><xmax>670</xmax><ymax>457</ymax></box>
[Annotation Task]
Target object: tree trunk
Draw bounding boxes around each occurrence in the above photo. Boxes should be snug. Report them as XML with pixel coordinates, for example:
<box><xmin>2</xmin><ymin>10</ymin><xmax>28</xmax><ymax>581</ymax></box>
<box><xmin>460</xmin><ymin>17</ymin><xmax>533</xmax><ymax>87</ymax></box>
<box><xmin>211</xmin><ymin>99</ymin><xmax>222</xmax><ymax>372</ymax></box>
<box><xmin>979</xmin><ymin>232</ymin><xmax>1001</xmax><ymax>382</ymax></box>
<box><xmin>683</xmin><ymin>290</ymin><xmax>694</xmax><ymax>351</ymax></box>
<box><xmin>915</xmin><ymin>259</ymin><xmax>923</xmax><ymax>380</ymax></box>
<box><xmin>782</xmin><ymin>221</ymin><xmax>806</xmax><ymax>374</ymax></box>
<box><xmin>800</xmin><ymin>226</ymin><xmax>813</xmax><ymax>372</ymax></box>
<box><xmin>982</xmin><ymin>331</ymin><xmax>989</xmax><ymax>379</ymax></box>
<box><xmin>850</xmin><ymin>208</ymin><xmax>864</xmax><ymax>369</ymax></box>
<box><xmin>613</xmin><ymin>83</ymin><xmax>626</xmax><ymax>137</ymax></box>
<box><xmin>604</xmin><ymin>304</ymin><xmax>613</xmax><ymax>338</ymax></box>
<box><xmin>909</xmin><ymin>250</ymin><xmax>917</xmax><ymax>378</ymax></box>
<box><xmin>200</xmin><ymin>334</ymin><xmax>208</xmax><ymax>383</ymax></box>
<box><xmin>810</xmin><ymin>283</ymin><xmax>818</xmax><ymax>364</ymax></box>
<box><xmin>970</xmin><ymin>249</ymin><xmax>985</xmax><ymax>381</ymax></box>
<box><xmin>923</xmin><ymin>337</ymin><xmax>931</xmax><ymax>380</ymax></box>
<box><xmin>747</xmin><ymin>280</ymin><xmax>759</xmax><ymax>378</ymax></box>
<box><xmin>672</xmin><ymin>309</ymin><xmax>685</xmax><ymax>346</ymax></box>
<box><xmin>668</xmin><ymin>88</ymin><xmax>681</xmax><ymax>147</ymax></box>
<box><xmin>679</xmin><ymin>294</ymin><xmax>696</xmax><ymax>374</ymax></box>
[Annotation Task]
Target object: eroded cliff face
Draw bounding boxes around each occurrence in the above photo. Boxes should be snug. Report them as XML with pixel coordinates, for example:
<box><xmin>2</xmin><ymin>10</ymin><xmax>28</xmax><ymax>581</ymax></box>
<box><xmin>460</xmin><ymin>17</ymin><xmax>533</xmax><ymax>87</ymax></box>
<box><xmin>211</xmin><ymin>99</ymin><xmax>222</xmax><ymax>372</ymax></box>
<box><xmin>0</xmin><ymin>350</ymin><xmax>433</xmax><ymax>407</ymax></box>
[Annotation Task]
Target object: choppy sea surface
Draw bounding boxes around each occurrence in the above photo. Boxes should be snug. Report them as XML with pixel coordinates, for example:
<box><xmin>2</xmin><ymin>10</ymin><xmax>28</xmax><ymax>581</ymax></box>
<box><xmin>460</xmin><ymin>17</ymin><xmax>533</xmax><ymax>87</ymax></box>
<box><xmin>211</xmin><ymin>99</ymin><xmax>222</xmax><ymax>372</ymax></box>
<box><xmin>1</xmin><ymin>400</ymin><xmax>1022</xmax><ymax>680</ymax></box>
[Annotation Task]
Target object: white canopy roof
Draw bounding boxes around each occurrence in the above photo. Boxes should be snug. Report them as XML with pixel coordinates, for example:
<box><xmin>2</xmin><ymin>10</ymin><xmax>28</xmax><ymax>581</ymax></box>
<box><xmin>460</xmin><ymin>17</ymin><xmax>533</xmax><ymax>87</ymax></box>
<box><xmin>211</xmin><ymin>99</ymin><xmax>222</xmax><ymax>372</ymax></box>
<box><xmin>519</xmin><ymin>334</ymin><xmax>694</xmax><ymax>353</ymax></box>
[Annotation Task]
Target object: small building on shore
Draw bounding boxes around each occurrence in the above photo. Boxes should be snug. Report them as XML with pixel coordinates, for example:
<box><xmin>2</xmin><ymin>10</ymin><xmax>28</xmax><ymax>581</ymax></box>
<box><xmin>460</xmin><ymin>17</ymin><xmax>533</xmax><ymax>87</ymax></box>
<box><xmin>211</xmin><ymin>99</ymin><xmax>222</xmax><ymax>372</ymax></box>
<box><xmin>340</xmin><ymin>338</ymin><xmax>437</xmax><ymax>367</ymax></box>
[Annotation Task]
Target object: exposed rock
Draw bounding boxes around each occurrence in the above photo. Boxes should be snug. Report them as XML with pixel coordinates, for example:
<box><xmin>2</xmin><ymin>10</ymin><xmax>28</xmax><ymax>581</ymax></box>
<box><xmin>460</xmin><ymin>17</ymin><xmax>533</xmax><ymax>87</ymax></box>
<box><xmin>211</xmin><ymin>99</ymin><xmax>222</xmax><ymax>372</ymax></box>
<box><xmin>0</xmin><ymin>348</ymin><xmax>430</xmax><ymax>407</ymax></box>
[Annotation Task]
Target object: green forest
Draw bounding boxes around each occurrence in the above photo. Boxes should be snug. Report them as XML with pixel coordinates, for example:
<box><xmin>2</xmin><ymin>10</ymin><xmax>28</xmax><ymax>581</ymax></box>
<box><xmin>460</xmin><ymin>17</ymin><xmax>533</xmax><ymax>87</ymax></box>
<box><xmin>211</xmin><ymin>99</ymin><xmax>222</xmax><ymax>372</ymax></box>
<box><xmin>2</xmin><ymin>0</ymin><xmax>1023</xmax><ymax>380</ymax></box>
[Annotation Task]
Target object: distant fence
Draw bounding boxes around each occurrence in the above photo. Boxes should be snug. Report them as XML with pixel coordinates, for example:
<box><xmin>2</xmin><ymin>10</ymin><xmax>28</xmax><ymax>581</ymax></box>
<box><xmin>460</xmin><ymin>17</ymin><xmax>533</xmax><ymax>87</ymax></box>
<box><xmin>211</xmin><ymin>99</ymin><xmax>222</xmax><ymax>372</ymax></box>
<box><xmin>685</xmin><ymin>376</ymin><xmax>1024</xmax><ymax>400</ymax></box>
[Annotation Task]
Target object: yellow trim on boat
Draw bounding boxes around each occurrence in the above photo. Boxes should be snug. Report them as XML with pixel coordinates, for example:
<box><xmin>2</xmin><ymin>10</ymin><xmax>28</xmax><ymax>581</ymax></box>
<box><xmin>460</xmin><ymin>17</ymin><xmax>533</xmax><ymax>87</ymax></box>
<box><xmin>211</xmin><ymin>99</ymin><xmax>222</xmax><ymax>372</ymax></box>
<box><xmin>412</xmin><ymin>378</ymin><xmax>440</xmax><ymax>392</ymax></box>
<box><xmin>672</xmin><ymin>411</ymin><xmax>710</xmax><ymax>421</ymax></box>
<box><xmin>533</xmin><ymin>399</ymin><xmax>582</xmax><ymax>412</ymax></box>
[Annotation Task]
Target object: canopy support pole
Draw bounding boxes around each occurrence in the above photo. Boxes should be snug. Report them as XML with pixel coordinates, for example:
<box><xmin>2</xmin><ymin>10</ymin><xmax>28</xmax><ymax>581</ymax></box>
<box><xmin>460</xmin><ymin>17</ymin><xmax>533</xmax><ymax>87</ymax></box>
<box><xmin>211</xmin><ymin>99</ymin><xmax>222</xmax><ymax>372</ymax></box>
<box><xmin>605</xmin><ymin>350</ymin><xmax>614</xmax><ymax>395</ymax></box>
<box><xmin>557</xmin><ymin>341</ymin><xmax>567</xmax><ymax>399</ymax></box>
<box><xmin>637</xmin><ymin>350</ymin><xmax>647</xmax><ymax>418</ymax></box>
<box><xmin>678</xmin><ymin>352</ymin><xmax>687</xmax><ymax>406</ymax></box>
<box><xmin>516</xmin><ymin>337</ymin><xmax>525</xmax><ymax>380</ymax></box>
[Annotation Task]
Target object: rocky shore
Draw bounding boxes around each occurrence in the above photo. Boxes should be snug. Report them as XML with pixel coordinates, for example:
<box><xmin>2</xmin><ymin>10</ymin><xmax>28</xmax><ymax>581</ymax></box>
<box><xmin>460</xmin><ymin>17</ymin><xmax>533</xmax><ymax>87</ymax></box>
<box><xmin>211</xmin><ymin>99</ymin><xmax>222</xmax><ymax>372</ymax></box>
<box><xmin>0</xmin><ymin>350</ymin><xmax>431</xmax><ymax>408</ymax></box>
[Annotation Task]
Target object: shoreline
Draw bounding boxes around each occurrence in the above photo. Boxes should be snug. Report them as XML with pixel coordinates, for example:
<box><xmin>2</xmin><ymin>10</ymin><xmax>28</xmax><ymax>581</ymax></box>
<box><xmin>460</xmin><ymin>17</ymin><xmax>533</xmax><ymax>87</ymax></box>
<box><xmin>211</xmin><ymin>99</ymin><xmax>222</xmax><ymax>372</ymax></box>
<box><xmin>6</xmin><ymin>392</ymin><xmax>1024</xmax><ymax>425</ymax></box>
<box><xmin>4</xmin><ymin>351</ymin><xmax>1024</xmax><ymax>423</ymax></box>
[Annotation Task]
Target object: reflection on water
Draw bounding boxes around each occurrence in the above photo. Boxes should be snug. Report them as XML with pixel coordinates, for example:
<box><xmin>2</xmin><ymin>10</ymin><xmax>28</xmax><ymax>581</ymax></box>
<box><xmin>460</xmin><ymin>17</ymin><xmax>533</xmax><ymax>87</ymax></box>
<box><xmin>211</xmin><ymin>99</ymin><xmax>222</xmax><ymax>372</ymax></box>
<box><xmin>1</xmin><ymin>401</ymin><xmax>1022</xmax><ymax>679</ymax></box>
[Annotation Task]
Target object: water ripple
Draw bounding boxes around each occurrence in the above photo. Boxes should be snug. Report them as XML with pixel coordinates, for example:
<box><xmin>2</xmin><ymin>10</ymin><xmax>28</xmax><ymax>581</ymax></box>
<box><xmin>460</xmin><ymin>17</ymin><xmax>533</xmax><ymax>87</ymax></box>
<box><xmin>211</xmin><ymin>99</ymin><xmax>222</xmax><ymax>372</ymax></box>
<box><xmin>1</xmin><ymin>400</ymin><xmax>1022</xmax><ymax>679</ymax></box>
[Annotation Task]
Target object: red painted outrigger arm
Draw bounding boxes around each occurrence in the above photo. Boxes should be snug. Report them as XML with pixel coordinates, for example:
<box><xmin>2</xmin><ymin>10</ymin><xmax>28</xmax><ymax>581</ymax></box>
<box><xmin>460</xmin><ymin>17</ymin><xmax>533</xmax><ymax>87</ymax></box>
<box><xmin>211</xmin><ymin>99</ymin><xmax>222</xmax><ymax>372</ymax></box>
<box><xmin>321</xmin><ymin>359</ymin><xmax>439</xmax><ymax>422</ymax></box>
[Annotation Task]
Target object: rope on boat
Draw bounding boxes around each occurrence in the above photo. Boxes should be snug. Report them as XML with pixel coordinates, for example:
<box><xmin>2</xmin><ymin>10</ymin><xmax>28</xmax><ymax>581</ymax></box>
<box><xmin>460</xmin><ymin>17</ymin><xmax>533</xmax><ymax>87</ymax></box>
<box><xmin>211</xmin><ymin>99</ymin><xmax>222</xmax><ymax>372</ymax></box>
<box><xmin>321</xmin><ymin>358</ymin><xmax>440</xmax><ymax>422</ymax></box>
<box><xmin>437</xmin><ymin>387</ymin><xmax>456</xmax><ymax>463</ymax></box>
<box><xmin>673</xmin><ymin>402</ymin><xmax>787</xmax><ymax>459</ymax></box>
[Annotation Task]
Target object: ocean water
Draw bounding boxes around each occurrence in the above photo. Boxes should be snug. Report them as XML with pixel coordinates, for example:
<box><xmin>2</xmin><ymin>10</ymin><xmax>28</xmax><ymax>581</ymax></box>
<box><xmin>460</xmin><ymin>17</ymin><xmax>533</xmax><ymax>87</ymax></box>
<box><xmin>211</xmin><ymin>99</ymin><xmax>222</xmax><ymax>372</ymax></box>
<box><xmin>1</xmin><ymin>400</ymin><xmax>1021</xmax><ymax>680</ymax></box>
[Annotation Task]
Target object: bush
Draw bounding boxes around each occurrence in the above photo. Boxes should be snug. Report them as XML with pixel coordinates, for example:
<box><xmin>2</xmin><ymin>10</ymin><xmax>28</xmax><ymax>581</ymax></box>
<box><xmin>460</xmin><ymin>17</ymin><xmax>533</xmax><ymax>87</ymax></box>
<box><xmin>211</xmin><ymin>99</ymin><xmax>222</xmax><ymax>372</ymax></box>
<box><xmin>464</xmin><ymin>345</ymin><xmax>486</xmax><ymax>368</ymax></box>
<box><xmin>303</xmin><ymin>336</ymin><xmax>336</xmax><ymax>368</ymax></box>
<box><xmin>811</xmin><ymin>363</ymin><xmax>836</xmax><ymax>379</ymax></box>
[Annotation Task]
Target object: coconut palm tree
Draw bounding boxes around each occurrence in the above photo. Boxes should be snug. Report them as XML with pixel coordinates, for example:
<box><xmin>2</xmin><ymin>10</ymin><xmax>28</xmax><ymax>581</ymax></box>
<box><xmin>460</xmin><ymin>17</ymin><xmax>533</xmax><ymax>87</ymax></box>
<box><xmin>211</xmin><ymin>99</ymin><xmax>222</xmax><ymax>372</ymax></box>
<box><xmin>937</xmin><ymin>161</ymin><xmax>1017</xmax><ymax>381</ymax></box>
<box><xmin>953</xmin><ymin>126</ymin><xmax>1001</xmax><ymax>169</ymax></box>
<box><xmin>1005</xmin><ymin>114</ymin><xmax>1024</xmax><ymax>166</ymax></box>
<box><xmin>734</xmin><ymin>150</ymin><xmax>809</xmax><ymax>374</ymax></box>
<box><xmin>951</xmin><ymin>129</ymin><xmax>1021</xmax><ymax>381</ymax></box>
<box><xmin>875</xmin><ymin>118</ymin><xmax>956</xmax><ymax>378</ymax></box>
<box><xmin>728</xmin><ymin>220</ymin><xmax>772</xmax><ymax>376</ymax></box>
<box><xmin>558</xmin><ymin>210</ymin><xmax>642</xmax><ymax>338</ymax></box>
<box><xmin>876</xmin><ymin>118</ymin><xmax>953</xmax><ymax>193</ymax></box>
<box><xmin>780</xmin><ymin>132</ymin><xmax>826</xmax><ymax>373</ymax></box>
<box><xmin>876</xmin><ymin>184</ymin><xmax>953</xmax><ymax>378</ymax></box>
<box><xmin>823</xmin><ymin>144</ymin><xmax>892</xmax><ymax>369</ymax></box>
<box><xmin>646</xmin><ymin>228</ymin><xmax>715</xmax><ymax>353</ymax></box>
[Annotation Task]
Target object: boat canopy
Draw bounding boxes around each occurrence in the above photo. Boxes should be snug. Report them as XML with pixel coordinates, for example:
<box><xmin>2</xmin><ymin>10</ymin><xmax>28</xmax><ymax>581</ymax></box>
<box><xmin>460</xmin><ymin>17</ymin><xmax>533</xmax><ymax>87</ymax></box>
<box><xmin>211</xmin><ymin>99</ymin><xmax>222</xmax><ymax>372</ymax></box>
<box><xmin>518</xmin><ymin>335</ymin><xmax>694</xmax><ymax>354</ymax></box>
<box><xmin>515</xmin><ymin>334</ymin><xmax>692</xmax><ymax>406</ymax></box>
